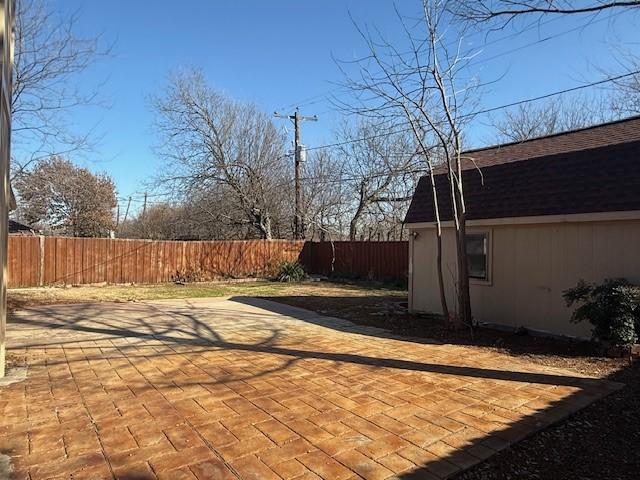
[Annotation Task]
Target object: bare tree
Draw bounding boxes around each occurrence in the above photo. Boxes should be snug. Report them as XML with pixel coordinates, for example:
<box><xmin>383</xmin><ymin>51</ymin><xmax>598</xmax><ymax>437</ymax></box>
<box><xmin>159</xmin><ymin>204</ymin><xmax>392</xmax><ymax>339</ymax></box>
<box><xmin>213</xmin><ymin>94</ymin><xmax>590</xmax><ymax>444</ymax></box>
<box><xmin>14</xmin><ymin>156</ymin><xmax>116</xmax><ymax>236</ymax></box>
<box><xmin>451</xmin><ymin>0</ymin><xmax>640</xmax><ymax>25</ymax></box>
<box><xmin>151</xmin><ymin>69</ymin><xmax>289</xmax><ymax>240</ymax></box>
<box><xmin>11</xmin><ymin>0</ymin><xmax>111</xmax><ymax>180</ymax></box>
<box><xmin>302</xmin><ymin>149</ymin><xmax>351</xmax><ymax>241</ymax></box>
<box><xmin>490</xmin><ymin>96</ymin><xmax>613</xmax><ymax>142</ymax></box>
<box><xmin>338</xmin><ymin>0</ymin><xmax>483</xmax><ymax>327</ymax></box>
<box><xmin>119</xmin><ymin>203</ymin><xmax>184</xmax><ymax>240</ymax></box>
<box><xmin>610</xmin><ymin>56</ymin><xmax>640</xmax><ymax>115</ymax></box>
<box><xmin>336</xmin><ymin>120</ymin><xmax>420</xmax><ymax>241</ymax></box>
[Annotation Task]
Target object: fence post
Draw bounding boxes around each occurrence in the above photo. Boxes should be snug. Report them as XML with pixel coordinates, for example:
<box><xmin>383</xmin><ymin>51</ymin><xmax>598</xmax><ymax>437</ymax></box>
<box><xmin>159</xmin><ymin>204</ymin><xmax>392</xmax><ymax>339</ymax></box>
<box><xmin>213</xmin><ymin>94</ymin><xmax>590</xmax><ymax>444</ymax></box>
<box><xmin>38</xmin><ymin>235</ymin><xmax>45</xmax><ymax>287</ymax></box>
<box><xmin>181</xmin><ymin>241</ymin><xmax>186</xmax><ymax>273</ymax></box>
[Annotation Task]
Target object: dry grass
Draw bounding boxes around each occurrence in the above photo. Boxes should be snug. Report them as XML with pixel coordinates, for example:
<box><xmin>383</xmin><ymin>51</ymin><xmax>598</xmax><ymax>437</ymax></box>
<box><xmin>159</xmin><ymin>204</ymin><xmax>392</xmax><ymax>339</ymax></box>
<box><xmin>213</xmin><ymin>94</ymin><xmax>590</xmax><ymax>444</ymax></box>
<box><xmin>7</xmin><ymin>279</ymin><xmax>406</xmax><ymax>312</ymax></box>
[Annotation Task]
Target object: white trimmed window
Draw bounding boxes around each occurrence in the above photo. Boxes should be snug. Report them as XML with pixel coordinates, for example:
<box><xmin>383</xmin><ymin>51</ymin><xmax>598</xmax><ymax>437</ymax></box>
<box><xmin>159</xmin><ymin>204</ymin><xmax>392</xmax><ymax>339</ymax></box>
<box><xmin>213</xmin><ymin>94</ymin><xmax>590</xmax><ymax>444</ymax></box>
<box><xmin>466</xmin><ymin>233</ymin><xmax>489</xmax><ymax>280</ymax></box>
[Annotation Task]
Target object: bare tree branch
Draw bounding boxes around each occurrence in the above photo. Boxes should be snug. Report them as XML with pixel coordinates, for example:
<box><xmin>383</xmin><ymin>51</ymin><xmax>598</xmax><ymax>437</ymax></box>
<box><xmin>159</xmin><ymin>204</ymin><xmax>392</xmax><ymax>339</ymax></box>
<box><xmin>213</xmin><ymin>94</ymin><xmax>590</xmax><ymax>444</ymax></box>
<box><xmin>337</xmin><ymin>0</ymin><xmax>483</xmax><ymax>328</ymax></box>
<box><xmin>450</xmin><ymin>0</ymin><xmax>640</xmax><ymax>26</ymax></box>
<box><xmin>489</xmin><ymin>95</ymin><xmax>614</xmax><ymax>142</ymax></box>
<box><xmin>11</xmin><ymin>0</ymin><xmax>112</xmax><ymax>180</ymax></box>
<box><xmin>150</xmin><ymin>68</ymin><xmax>289</xmax><ymax>240</ymax></box>
<box><xmin>336</xmin><ymin>119</ymin><xmax>420</xmax><ymax>240</ymax></box>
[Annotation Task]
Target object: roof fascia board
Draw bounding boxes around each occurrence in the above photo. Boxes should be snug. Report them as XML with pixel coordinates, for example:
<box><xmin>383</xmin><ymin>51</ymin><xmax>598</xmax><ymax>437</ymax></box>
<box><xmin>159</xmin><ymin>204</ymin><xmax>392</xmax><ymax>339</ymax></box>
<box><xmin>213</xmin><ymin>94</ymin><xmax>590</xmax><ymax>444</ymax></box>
<box><xmin>405</xmin><ymin>210</ymin><xmax>640</xmax><ymax>229</ymax></box>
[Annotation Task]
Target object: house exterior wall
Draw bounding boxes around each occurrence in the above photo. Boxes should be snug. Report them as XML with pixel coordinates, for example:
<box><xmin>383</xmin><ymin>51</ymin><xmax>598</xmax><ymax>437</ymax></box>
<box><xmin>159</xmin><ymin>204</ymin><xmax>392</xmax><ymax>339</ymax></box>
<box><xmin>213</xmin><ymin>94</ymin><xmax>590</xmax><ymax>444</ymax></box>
<box><xmin>0</xmin><ymin>0</ymin><xmax>13</xmax><ymax>377</ymax></box>
<box><xmin>408</xmin><ymin>215</ymin><xmax>640</xmax><ymax>338</ymax></box>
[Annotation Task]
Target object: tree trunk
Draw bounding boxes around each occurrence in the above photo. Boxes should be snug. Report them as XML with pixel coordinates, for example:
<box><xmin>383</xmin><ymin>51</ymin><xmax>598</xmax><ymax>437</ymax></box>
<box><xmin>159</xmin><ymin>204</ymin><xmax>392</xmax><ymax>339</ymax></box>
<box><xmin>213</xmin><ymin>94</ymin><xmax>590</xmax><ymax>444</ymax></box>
<box><xmin>256</xmin><ymin>213</ymin><xmax>272</xmax><ymax>240</ymax></box>
<box><xmin>349</xmin><ymin>218</ymin><xmax>358</xmax><ymax>241</ymax></box>
<box><xmin>428</xmin><ymin>169</ymin><xmax>449</xmax><ymax>321</ymax></box>
<box><xmin>451</xmin><ymin>175</ymin><xmax>472</xmax><ymax>330</ymax></box>
<box><xmin>350</xmin><ymin>184</ymin><xmax>367</xmax><ymax>241</ymax></box>
<box><xmin>435</xmin><ymin>223</ymin><xmax>449</xmax><ymax>320</ymax></box>
<box><xmin>443</xmin><ymin>158</ymin><xmax>472</xmax><ymax>331</ymax></box>
<box><xmin>349</xmin><ymin>205</ymin><xmax>365</xmax><ymax>241</ymax></box>
<box><xmin>263</xmin><ymin>216</ymin><xmax>272</xmax><ymax>240</ymax></box>
<box><xmin>455</xmin><ymin>206</ymin><xmax>472</xmax><ymax>326</ymax></box>
<box><xmin>454</xmin><ymin>144</ymin><xmax>473</xmax><ymax>329</ymax></box>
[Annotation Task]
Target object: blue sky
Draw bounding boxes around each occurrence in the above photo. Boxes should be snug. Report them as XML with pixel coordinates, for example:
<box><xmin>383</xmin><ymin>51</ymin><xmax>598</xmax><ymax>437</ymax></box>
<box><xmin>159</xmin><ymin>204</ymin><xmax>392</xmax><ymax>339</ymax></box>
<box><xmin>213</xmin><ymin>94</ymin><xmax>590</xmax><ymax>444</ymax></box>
<box><xmin>40</xmin><ymin>1</ymin><xmax>640</xmax><ymax>211</ymax></box>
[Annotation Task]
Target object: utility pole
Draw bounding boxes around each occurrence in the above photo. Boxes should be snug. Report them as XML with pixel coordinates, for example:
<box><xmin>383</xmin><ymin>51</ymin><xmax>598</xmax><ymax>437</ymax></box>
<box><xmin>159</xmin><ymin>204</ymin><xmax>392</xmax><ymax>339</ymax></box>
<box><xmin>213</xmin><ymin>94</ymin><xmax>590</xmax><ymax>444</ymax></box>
<box><xmin>274</xmin><ymin>108</ymin><xmax>317</xmax><ymax>239</ymax></box>
<box><xmin>115</xmin><ymin>204</ymin><xmax>120</xmax><ymax>237</ymax></box>
<box><xmin>122</xmin><ymin>196</ymin><xmax>132</xmax><ymax>224</ymax></box>
<box><xmin>142</xmin><ymin>192</ymin><xmax>148</xmax><ymax>216</ymax></box>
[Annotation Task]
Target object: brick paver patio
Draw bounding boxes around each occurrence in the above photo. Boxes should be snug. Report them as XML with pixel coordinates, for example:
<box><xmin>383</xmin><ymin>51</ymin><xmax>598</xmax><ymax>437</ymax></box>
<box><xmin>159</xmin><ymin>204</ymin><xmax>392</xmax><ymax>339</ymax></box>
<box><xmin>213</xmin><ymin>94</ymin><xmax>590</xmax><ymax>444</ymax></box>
<box><xmin>1</xmin><ymin>297</ymin><xmax>620</xmax><ymax>480</ymax></box>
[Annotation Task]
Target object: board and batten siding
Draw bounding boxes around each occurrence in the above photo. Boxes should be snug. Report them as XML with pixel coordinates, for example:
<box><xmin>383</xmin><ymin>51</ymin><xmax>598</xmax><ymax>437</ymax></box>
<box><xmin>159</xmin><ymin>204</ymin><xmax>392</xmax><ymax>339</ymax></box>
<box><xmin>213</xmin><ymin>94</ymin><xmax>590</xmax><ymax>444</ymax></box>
<box><xmin>408</xmin><ymin>215</ymin><xmax>640</xmax><ymax>338</ymax></box>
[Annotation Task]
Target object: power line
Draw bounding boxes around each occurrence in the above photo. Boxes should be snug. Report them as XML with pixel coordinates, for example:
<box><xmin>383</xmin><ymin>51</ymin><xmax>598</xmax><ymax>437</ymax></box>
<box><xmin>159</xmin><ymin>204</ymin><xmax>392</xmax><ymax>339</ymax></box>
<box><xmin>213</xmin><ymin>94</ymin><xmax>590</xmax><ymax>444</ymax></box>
<box><xmin>465</xmin><ymin>10</ymin><xmax>622</xmax><ymax>69</ymax></box>
<box><xmin>119</xmin><ymin>164</ymin><xmax>427</xmax><ymax>207</ymax></box>
<box><xmin>326</xmin><ymin>11</ymin><xmax>620</xmax><ymax>117</ymax></box>
<box><xmin>303</xmin><ymin>69</ymin><xmax>640</xmax><ymax>153</ymax></box>
<box><xmin>277</xmin><ymin>10</ymin><xmax>614</xmax><ymax>112</ymax></box>
<box><xmin>127</xmin><ymin>68</ymin><xmax>639</xmax><ymax>201</ymax></box>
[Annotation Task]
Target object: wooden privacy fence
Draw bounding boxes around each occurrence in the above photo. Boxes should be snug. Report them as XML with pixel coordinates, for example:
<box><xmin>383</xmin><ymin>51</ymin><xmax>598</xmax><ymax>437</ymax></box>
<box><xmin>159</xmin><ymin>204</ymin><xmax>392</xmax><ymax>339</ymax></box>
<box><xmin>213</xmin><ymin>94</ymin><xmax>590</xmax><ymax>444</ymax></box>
<box><xmin>7</xmin><ymin>236</ymin><xmax>408</xmax><ymax>288</ymax></box>
<box><xmin>7</xmin><ymin>236</ymin><xmax>304</xmax><ymax>288</ymax></box>
<box><xmin>300</xmin><ymin>241</ymin><xmax>408</xmax><ymax>282</ymax></box>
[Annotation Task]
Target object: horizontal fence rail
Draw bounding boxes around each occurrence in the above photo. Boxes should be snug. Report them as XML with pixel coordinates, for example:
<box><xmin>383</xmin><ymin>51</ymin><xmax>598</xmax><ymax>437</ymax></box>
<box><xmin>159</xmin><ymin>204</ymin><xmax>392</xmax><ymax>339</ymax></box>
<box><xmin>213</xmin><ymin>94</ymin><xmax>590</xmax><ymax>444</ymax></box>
<box><xmin>7</xmin><ymin>236</ymin><xmax>408</xmax><ymax>288</ymax></box>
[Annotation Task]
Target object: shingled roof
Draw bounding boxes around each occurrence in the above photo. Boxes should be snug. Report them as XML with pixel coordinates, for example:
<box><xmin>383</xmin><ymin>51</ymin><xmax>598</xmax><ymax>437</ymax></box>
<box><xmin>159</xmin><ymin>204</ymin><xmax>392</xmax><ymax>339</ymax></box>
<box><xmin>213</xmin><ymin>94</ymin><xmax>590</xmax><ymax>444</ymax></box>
<box><xmin>405</xmin><ymin>115</ymin><xmax>640</xmax><ymax>224</ymax></box>
<box><xmin>8</xmin><ymin>219</ymin><xmax>38</xmax><ymax>235</ymax></box>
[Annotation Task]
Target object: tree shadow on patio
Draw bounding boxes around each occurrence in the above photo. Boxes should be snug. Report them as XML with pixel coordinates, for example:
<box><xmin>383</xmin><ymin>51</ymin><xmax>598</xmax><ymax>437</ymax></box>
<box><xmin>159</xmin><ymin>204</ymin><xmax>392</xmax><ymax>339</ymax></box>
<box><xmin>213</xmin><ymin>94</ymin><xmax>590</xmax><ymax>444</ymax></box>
<box><xmin>6</xmin><ymin>297</ymin><xmax>631</xmax><ymax>479</ymax></box>
<box><xmin>256</xmin><ymin>294</ymin><xmax>607</xmax><ymax>361</ymax></box>
<box><xmin>8</xmin><ymin>299</ymin><xmax>611</xmax><ymax>391</ymax></box>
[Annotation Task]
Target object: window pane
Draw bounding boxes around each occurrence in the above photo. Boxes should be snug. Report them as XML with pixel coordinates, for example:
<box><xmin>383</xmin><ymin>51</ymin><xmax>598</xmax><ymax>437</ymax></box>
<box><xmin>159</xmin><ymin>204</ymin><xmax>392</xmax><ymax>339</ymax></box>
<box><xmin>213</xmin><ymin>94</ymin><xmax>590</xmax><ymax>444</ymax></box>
<box><xmin>466</xmin><ymin>234</ymin><xmax>487</xmax><ymax>279</ymax></box>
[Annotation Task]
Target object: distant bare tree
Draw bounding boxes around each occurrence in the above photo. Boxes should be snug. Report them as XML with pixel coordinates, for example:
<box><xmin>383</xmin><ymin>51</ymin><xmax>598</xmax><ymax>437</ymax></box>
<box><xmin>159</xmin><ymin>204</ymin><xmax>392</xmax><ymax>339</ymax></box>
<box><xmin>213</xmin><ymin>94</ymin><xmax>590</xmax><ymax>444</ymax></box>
<box><xmin>610</xmin><ymin>56</ymin><xmax>640</xmax><ymax>115</ymax></box>
<box><xmin>302</xmin><ymin>149</ymin><xmax>350</xmax><ymax>241</ymax></box>
<box><xmin>336</xmin><ymin>120</ymin><xmax>420</xmax><ymax>241</ymax></box>
<box><xmin>14</xmin><ymin>156</ymin><xmax>116</xmax><ymax>236</ymax></box>
<box><xmin>151</xmin><ymin>69</ymin><xmax>289</xmax><ymax>240</ymax></box>
<box><xmin>119</xmin><ymin>203</ymin><xmax>184</xmax><ymax>240</ymax></box>
<box><xmin>185</xmin><ymin>185</ymin><xmax>293</xmax><ymax>240</ymax></box>
<box><xmin>490</xmin><ymin>96</ymin><xmax>612</xmax><ymax>142</ymax></box>
<box><xmin>11</xmin><ymin>0</ymin><xmax>111</xmax><ymax>180</ymax></box>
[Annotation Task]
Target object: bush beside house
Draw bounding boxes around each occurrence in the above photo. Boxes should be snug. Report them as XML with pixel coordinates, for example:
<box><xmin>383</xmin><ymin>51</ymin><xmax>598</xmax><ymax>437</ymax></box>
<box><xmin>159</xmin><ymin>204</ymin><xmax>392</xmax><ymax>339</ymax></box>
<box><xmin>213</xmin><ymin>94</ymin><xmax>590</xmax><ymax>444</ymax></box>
<box><xmin>564</xmin><ymin>278</ymin><xmax>640</xmax><ymax>354</ymax></box>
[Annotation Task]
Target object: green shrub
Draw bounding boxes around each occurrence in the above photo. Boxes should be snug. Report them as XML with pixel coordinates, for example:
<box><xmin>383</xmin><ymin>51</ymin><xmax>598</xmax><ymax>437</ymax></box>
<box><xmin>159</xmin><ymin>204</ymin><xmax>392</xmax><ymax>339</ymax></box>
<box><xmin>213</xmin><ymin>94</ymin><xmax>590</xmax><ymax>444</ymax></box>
<box><xmin>276</xmin><ymin>261</ymin><xmax>307</xmax><ymax>282</ymax></box>
<box><xmin>563</xmin><ymin>278</ymin><xmax>640</xmax><ymax>347</ymax></box>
